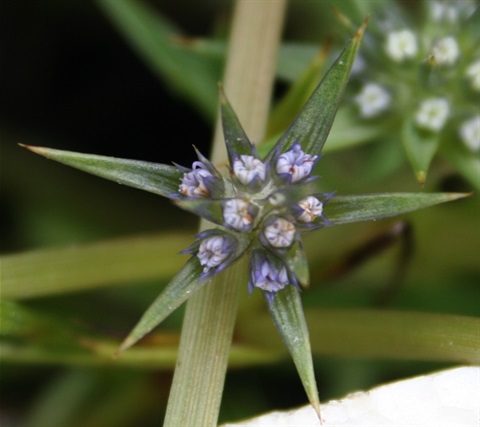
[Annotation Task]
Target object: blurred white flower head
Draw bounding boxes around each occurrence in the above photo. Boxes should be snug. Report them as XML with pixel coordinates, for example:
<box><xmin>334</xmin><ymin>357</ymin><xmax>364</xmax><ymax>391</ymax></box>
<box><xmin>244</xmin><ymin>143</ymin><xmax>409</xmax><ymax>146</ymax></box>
<box><xmin>431</xmin><ymin>37</ymin><xmax>460</xmax><ymax>66</ymax></box>
<box><xmin>430</xmin><ymin>1</ymin><xmax>459</xmax><ymax>22</ymax></box>
<box><xmin>460</xmin><ymin>116</ymin><xmax>480</xmax><ymax>152</ymax></box>
<box><xmin>355</xmin><ymin>83</ymin><xmax>391</xmax><ymax>118</ymax></box>
<box><xmin>385</xmin><ymin>29</ymin><xmax>418</xmax><ymax>62</ymax></box>
<box><xmin>466</xmin><ymin>59</ymin><xmax>480</xmax><ymax>91</ymax></box>
<box><xmin>415</xmin><ymin>98</ymin><xmax>450</xmax><ymax>131</ymax></box>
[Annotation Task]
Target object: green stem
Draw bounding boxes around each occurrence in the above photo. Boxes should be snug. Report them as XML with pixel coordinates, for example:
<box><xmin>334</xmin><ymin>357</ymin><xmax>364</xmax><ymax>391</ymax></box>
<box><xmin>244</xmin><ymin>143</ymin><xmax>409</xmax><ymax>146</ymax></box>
<box><xmin>163</xmin><ymin>1</ymin><xmax>287</xmax><ymax>425</ymax></box>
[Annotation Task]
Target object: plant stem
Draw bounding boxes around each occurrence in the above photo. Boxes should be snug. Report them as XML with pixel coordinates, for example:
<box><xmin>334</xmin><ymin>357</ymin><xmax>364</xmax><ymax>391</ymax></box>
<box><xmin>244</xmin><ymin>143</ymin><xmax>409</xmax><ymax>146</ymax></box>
<box><xmin>163</xmin><ymin>1</ymin><xmax>286</xmax><ymax>425</ymax></box>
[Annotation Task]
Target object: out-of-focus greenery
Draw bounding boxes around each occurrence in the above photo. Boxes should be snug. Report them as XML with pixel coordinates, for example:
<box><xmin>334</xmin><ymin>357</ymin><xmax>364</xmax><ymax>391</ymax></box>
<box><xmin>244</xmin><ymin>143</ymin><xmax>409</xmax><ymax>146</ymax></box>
<box><xmin>1</xmin><ymin>1</ymin><xmax>478</xmax><ymax>426</ymax></box>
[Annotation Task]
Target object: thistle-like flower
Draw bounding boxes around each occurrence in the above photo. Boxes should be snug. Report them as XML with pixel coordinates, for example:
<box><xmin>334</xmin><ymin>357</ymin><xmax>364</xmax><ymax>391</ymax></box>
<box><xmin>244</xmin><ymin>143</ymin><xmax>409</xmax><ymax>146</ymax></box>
<box><xmin>174</xmin><ymin>132</ymin><xmax>329</xmax><ymax>301</ymax></box>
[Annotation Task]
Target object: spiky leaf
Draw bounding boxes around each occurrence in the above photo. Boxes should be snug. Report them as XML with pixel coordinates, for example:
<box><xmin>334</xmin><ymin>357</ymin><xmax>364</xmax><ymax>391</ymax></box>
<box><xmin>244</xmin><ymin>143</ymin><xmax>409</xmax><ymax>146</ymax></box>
<box><xmin>21</xmin><ymin>145</ymin><xmax>182</xmax><ymax>198</ymax></box>
<box><xmin>266</xmin><ymin>286</ymin><xmax>321</xmax><ymax>420</ymax></box>
<box><xmin>326</xmin><ymin>192</ymin><xmax>470</xmax><ymax>224</ymax></box>
<box><xmin>268</xmin><ymin>18</ymin><xmax>367</xmax><ymax>159</ymax></box>
<box><xmin>117</xmin><ymin>257</ymin><xmax>207</xmax><ymax>354</ymax></box>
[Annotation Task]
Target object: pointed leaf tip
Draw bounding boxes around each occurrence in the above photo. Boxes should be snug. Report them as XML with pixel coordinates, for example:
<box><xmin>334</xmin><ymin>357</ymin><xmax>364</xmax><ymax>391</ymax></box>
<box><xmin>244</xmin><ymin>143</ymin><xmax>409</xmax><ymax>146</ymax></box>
<box><xmin>417</xmin><ymin>171</ymin><xmax>427</xmax><ymax>187</ymax></box>
<box><xmin>267</xmin><ymin>286</ymin><xmax>321</xmax><ymax>420</ymax></box>
<box><xmin>18</xmin><ymin>144</ymin><xmax>183</xmax><ymax>198</ymax></box>
<box><xmin>356</xmin><ymin>15</ymin><xmax>370</xmax><ymax>37</ymax></box>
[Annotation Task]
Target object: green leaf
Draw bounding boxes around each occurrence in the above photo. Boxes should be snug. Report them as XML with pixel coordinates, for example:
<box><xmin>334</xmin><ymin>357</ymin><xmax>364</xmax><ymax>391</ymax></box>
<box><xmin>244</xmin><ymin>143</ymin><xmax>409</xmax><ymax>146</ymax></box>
<box><xmin>326</xmin><ymin>192</ymin><xmax>471</xmax><ymax>224</ymax></box>
<box><xmin>269</xmin><ymin>18</ymin><xmax>367</xmax><ymax>158</ymax></box>
<box><xmin>21</xmin><ymin>145</ymin><xmax>182</xmax><ymax>198</ymax></box>
<box><xmin>118</xmin><ymin>257</ymin><xmax>208</xmax><ymax>353</ymax></box>
<box><xmin>1</xmin><ymin>233</ymin><xmax>191</xmax><ymax>300</ymax></box>
<box><xmin>0</xmin><ymin>301</ymin><xmax>278</xmax><ymax>369</ymax></box>
<box><xmin>237</xmin><ymin>308</ymin><xmax>480</xmax><ymax>365</ymax></box>
<box><xmin>306</xmin><ymin>309</ymin><xmax>480</xmax><ymax>364</ymax></box>
<box><xmin>266</xmin><ymin>286</ymin><xmax>321</xmax><ymax>420</ymax></box>
<box><xmin>96</xmin><ymin>0</ymin><xmax>220</xmax><ymax>118</ymax></box>
<box><xmin>402</xmin><ymin>118</ymin><xmax>440</xmax><ymax>185</ymax></box>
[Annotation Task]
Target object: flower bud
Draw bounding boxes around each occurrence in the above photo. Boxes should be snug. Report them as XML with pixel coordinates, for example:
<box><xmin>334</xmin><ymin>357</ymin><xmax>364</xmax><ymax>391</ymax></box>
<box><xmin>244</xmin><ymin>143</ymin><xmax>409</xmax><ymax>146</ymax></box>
<box><xmin>179</xmin><ymin>161</ymin><xmax>214</xmax><ymax>198</ymax></box>
<box><xmin>248</xmin><ymin>250</ymin><xmax>290</xmax><ymax>301</ymax></box>
<box><xmin>233</xmin><ymin>155</ymin><xmax>267</xmax><ymax>186</ymax></box>
<box><xmin>276</xmin><ymin>142</ymin><xmax>318</xmax><ymax>183</ymax></box>
<box><xmin>223</xmin><ymin>198</ymin><xmax>257</xmax><ymax>232</ymax></box>
<box><xmin>297</xmin><ymin>196</ymin><xmax>323</xmax><ymax>223</ymax></box>
<box><xmin>263</xmin><ymin>217</ymin><xmax>296</xmax><ymax>248</ymax></box>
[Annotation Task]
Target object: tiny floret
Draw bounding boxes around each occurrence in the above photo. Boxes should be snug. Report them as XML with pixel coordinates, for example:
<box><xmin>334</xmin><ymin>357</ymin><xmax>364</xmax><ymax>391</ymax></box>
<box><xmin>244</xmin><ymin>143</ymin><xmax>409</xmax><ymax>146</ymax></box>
<box><xmin>415</xmin><ymin>98</ymin><xmax>450</xmax><ymax>131</ymax></box>
<box><xmin>248</xmin><ymin>251</ymin><xmax>290</xmax><ymax>299</ymax></box>
<box><xmin>276</xmin><ymin>142</ymin><xmax>318</xmax><ymax>183</ymax></box>
<box><xmin>431</xmin><ymin>37</ymin><xmax>460</xmax><ymax>66</ymax></box>
<box><xmin>233</xmin><ymin>155</ymin><xmax>267</xmax><ymax>185</ymax></box>
<box><xmin>179</xmin><ymin>161</ymin><xmax>213</xmax><ymax>197</ymax></box>
<box><xmin>263</xmin><ymin>217</ymin><xmax>296</xmax><ymax>248</ymax></box>
<box><xmin>197</xmin><ymin>235</ymin><xmax>230</xmax><ymax>273</ymax></box>
<box><xmin>459</xmin><ymin>116</ymin><xmax>480</xmax><ymax>152</ymax></box>
<box><xmin>385</xmin><ymin>29</ymin><xmax>418</xmax><ymax>62</ymax></box>
<box><xmin>466</xmin><ymin>60</ymin><xmax>480</xmax><ymax>92</ymax></box>
<box><xmin>354</xmin><ymin>83</ymin><xmax>391</xmax><ymax>118</ymax></box>
<box><xmin>223</xmin><ymin>198</ymin><xmax>256</xmax><ymax>232</ymax></box>
<box><xmin>297</xmin><ymin>196</ymin><xmax>323</xmax><ymax>223</ymax></box>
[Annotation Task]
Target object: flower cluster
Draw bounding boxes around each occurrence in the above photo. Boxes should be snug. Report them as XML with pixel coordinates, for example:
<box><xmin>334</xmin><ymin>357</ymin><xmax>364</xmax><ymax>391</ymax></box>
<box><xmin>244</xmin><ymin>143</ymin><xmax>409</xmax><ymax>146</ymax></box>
<box><xmin>348</xmin><ymin>0</ymin><xmax>479</xmax><ymax>184</ymax></box>
<box><xmin>175</xmin><ymin>141</ymin><xmax>331</xmax><ymax>302</ymax></box>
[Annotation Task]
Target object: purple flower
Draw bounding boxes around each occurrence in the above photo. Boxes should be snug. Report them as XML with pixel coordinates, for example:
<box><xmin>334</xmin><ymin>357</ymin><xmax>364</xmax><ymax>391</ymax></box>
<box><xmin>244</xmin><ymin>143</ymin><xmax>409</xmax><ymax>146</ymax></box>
<box><xmin>276</xmin><ymin>142</ymin><xmax>318</xmax><ymax>183</ymax></box>
<box><xmin>182</xmin><ymin>230</ymin><xmax>239</xmax><ymax>278</ymax></box>
<box><xmin>233</xmin><ymin>155</ymin><xmax>267</xmax><ymax>186</ymax></box>
<box><xmin>263</xmin><ymin>216</ymin><xmax>296</xmax><ymax>248</ymax></box>
<box><xmin>222</xmin><ymin>198</ymin><xmax>257</xmax><ymax>232</ymax></box>
<box><xmin>179</xmin><ymin>161</ymin><xmax>215</xmax><ymax>198</ymax></box>
<box><xmin>197</xmin><ymin>235</ymin><xmax>229</xmax><ymax>272</ymax></box>
<box><xmin>248</xmin><ymin>250</ymin><xmax>291</xmax><ymax>302</ymax></box>
<box><xmin>296</xmin><ymin>196</ymin><xmax>323</xmax><ymax>223</ymax></box>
